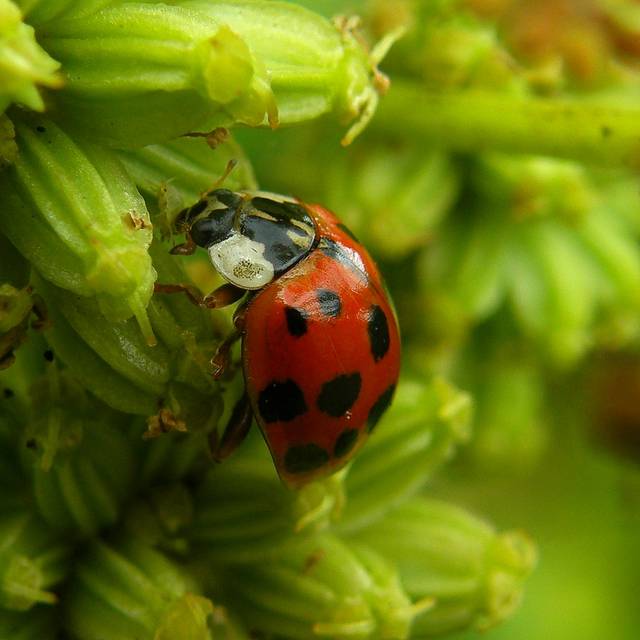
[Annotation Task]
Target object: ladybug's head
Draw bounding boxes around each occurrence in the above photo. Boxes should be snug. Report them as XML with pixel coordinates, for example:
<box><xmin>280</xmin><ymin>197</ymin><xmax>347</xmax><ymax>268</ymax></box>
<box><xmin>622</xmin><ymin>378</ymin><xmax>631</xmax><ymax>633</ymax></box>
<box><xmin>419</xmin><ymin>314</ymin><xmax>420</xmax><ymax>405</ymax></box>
<box><xmin>188</xmin><ymin>190</ymin><xmax>316</xmax><ymax>290</ymax></box>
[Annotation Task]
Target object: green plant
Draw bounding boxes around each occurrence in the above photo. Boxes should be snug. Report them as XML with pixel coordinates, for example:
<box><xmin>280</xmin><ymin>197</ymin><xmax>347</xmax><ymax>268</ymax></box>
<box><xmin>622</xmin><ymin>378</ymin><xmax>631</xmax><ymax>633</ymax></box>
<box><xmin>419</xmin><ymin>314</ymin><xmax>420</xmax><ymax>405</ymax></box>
<box><xmin>7</xmin><ymin>1</ymin><xmax>639</xmax><ymax>638</ymax></box>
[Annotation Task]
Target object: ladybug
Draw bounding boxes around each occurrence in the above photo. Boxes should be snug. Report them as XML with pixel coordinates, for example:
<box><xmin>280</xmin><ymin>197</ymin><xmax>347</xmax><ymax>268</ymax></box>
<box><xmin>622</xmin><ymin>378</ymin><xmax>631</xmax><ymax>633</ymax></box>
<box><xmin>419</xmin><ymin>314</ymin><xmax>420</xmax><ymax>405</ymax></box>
<box><xmin>158</xmin><ymin>189</ymin><xmax>400</xmax><ymax>487</ymax></box>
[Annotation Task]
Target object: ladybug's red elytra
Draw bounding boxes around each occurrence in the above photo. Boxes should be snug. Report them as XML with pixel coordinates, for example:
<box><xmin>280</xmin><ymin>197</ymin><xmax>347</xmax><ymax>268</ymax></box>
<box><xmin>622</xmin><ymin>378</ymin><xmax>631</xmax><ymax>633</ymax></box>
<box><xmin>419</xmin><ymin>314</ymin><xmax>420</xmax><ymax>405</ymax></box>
<box><xmin>158</xmin><ymin>189</ymin><xmax>401</xmax><ymax>488</ymax></box>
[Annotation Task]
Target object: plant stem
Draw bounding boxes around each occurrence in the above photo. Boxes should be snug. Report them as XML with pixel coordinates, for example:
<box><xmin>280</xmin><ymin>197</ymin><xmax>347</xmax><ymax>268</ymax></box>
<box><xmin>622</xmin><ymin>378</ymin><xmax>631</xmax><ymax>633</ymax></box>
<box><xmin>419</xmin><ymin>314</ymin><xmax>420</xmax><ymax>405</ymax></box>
<box><xmin>374</xmin><ymin>80</ymin><xmax>640</xmax><ymax>168</ymax></box>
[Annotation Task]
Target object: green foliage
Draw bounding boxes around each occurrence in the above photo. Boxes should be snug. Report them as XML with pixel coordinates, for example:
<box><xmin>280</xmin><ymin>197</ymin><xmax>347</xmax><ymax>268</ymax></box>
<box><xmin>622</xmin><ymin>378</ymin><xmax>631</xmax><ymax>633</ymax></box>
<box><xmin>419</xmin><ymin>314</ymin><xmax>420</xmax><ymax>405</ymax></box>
<box><xmin>9</xmin><ymin>0</ymin><xmax>640</xmax><ymax>638</ymax></box>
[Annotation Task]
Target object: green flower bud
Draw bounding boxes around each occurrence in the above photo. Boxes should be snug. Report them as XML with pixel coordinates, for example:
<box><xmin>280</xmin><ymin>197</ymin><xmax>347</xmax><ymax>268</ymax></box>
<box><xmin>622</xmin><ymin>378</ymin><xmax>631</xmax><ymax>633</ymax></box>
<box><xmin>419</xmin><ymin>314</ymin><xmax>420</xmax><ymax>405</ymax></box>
<box><xmin>0</xmin><ymin>506</ymin><xmax>71</xmax><ymax>611</ymax></box>
<box><xmin>220</xmin><ymin>533</ymin><xmax>416</xmax><ymax>639</ymax></box>
<box><xmin>325</xmin><ymin>145</ymin><xmax>459</xmax><ymax>260</ymax></box>
<box><xmin>190</xmin><ymin>431</ymin><xmax>345</xmax><ymax>564</ymax></box>
<box><xmin>472</xmin><ymin>154</ymin><xmax>595</xmax><ymax>223</ymax></box>
<box><xmin>65</xmin><ymin>538</ymin><xmax>215</xmax><ymax>640</ymax></box>
<box><xmin>352</xmin><ymin>498</ymin><xmax>537</xmax><ymax>636</ymax></box>
<box><xmin>179</xmin><ymin>0</ymin><xmax>387</xmax><ymax>144</ymax></box>
<box><xmin>20</xmin><ymin>373</ymin><xmax>135</xmax><ymax>537</ymax></box>
<box><xmin>37</xmin><ymin>271</ymin><xmax>222</xmax><ymax>437</ymax></box>
<box><xmin>0</xmin><ymin>0</ymin><xmax>62</xmax><ymax>113</ymax></box>
<box><xmin>14</xmin><ymin>0</ymin><xmax>114</xmax><ymax>26</ymax></box>
<box><xmin>339</xmin><ymin>377</ymin><xmax>472</xmax><ymax>532</ymax></box>
<box><xmin>464</xmin><ymin>347</ymin><xmax>547</xmax><ymax>473</ymax></box>
<box><xmin>370</xmin><ymin>0</ymin><xmax>523</xmax><ymax>92</ymax></box>
<box><xmin>575</xmin><ymin>201</ymin><xmax>640</xmax><ymax>344</ymax></box>
<box><xmin>419</xmin><ymin>208</ymin><xmax>509</xmax><ymax>333</ymax></box>
<box><xmin>132</xmin><ymin>416</ymin><xmax>217</xmax><ymax>487</ymax></box>
<box><xmin>122</xmin><ymin>483</ymin><xmax>194</xmax><ymax>553</ymax></box>
<box><xmin>0</xmin><ymin>115</ymin><xmax>156</xmax><ymax>341</ymax></box>
<box><xmin>508</xmin><ymin>219</ymin><xmax>595</xmax><ymax>366</ymax></box>
<box><xmin>39</xmin><ymin>287</ymin><xmax>160</xmax><ymax>415</ymax></box>
<box><xmin>0</xmin><ymin>605</ymin><xmax>60</xmax><ymax>640</ymax></box>
<box><xmin>37</xmin><ymin>2</ymin><xmax>277</xmax><ymax>147</ymax></box>
<box><xmin>35</xmin><ymin>0</ymin><xmax>387</xmax><ymax>147</ymax></box>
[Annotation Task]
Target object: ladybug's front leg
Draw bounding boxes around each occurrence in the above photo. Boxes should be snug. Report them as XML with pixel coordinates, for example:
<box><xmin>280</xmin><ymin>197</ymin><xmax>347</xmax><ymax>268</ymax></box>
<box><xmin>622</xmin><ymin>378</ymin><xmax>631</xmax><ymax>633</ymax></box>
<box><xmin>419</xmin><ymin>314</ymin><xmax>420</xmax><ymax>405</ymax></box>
<box><xmin>210</xmin><ymin>392</ymin><xmax>253</xmax><ymax>462</ymax></box>
<box><xmin>210</xmin><ymin>302</ymin><xmax>248</xmax><ymax>378</ymax></box>
<box><xmin>153</xmin><ymin>282</ymin><xmax>245</xmax><ymax>309</ymax></box>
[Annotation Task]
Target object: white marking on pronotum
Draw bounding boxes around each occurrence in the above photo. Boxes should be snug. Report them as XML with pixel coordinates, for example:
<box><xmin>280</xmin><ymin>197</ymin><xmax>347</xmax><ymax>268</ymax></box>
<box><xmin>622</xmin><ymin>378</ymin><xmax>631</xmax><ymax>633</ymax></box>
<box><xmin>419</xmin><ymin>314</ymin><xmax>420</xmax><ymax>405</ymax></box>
<box><xmin>209</xmin><ymin>234</ymin><xmax>274</xmax><ymax>290</ymax></box>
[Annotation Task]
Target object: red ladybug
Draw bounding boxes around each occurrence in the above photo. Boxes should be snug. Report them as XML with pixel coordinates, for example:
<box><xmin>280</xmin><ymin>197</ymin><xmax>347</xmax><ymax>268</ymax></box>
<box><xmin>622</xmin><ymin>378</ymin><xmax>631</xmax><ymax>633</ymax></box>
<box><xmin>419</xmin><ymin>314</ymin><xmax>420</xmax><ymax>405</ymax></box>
<box><xmin>160</xmin><ymin>189</ymin><xmax>400</xmax><ymax>487</ymax></box>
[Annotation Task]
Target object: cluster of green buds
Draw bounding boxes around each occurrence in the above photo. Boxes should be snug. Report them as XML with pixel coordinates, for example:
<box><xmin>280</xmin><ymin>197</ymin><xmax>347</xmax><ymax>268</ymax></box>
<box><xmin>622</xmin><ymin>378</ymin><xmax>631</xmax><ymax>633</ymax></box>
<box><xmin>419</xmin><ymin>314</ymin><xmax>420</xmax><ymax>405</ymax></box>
<box><xmin>0</xmin><ymin>0</ymin><xmax>540</xmax><ymax>637</ymax></box>
<box><xmin>419</xmin><ymin>154</ymin><xmax>640</xmax><ymax>366</ymax></box>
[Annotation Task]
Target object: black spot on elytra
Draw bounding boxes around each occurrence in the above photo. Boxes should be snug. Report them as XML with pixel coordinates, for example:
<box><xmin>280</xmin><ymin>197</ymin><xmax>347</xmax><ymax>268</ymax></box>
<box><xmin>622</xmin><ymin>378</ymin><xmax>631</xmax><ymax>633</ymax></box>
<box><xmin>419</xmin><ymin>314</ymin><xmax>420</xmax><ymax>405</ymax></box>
<box><xmin>317</xmin><ymin>373</ymin><xmax>361</xmax><ymax>418</ymax></box>
<box><xmin>258</xmin><ymin>379</ymin><xmax>307</xmax><ymax>423</ymax></box>
<box><xmin>285</xmin><ymin>306</ymin><xmax>307</xmax><ymax>337</ymax></box>
<box><xmin>334</xmin><ymin>428</ymin><xmax>359</xmax><ymax>458</ymax></box>
<box><xmin>3</xmin><ymin>388</ymin><xmax>14</xmax><ymax>399</ymax></box>
<box><xmin>337</xmin><ymin>222</ymin><xmax>359</xmax><ymax>243</ymax></box>
<box><xmin>43</xmin><ymin>349</ymin><xmax>54</xmax><ymax>362</ymax></box>
<box><xmin>284</xmin><ymin>443</ymin><xmax>330</xmax><ymax>474</ymax></box>
<box><xmin>367</xmin><ymin>384</ymin><xmax>395</xmax><ymax>433</ymax></box>
<box><xmin>317</xmin><ymin>289</ymin><xmax>341</xmax><ymax>318</ymax></box>
<box><xmin>367</xmin><ymin>305</ymin><xmax>390</xmax><ymax>362</ymax></box>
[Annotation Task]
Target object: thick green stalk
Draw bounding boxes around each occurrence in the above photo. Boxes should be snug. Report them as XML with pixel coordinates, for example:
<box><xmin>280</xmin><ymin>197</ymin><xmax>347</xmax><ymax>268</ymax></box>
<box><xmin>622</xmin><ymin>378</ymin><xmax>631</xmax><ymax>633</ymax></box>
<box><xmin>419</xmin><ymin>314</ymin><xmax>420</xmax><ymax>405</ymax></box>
<box><xmin>374</xmin><ymin>81</ymin><xmax>640</xmax><ymax>168</ymax></box>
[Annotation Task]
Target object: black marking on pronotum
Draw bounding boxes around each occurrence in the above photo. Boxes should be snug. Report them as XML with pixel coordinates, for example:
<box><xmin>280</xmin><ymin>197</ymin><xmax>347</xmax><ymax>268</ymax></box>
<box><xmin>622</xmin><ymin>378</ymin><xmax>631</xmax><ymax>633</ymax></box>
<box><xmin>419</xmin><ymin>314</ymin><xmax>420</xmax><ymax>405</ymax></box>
<box><xmin>317</xmin><ymin>373</ymin><xmax>362</xmax><ymax>418</ymax></box>
<box><xmin>213</xmin><ymin>189</ymin><xmax>242</xmax><ymax>208</ymax></box>
<box><xmin>367</xmin><ymin>384</ymin><xmax>395</xmax><ymax>433</ymax></box>
<box><xmin>285</xmin><ymin>306</ymin><xmax>308</xmax><ymax>337</ymax></box>
<box><xmin>251</xmin><ymin>197</ymin><xmax>311</xmax><ymax>224</ymax></box>
<box><xmin>284</xmin><ymin>443</ymin><xmax>330</xmax><ymax>474</ymax></box>
<box><xmin>242</xmin><ymin>197</ymin><xmax>315</xmax><ymax>275</ymax></box>
<box><xmin>334</xmin><ymin>428</ymin><xmax>359</xmax><ymax>458</ymax></box>
<box><xmin>258</xmin><ymin>379</ymin><xmax>307</xmax><ymax>423</ymax></box>
<box><xmin>367</xmin><ymin>305</ymin><xmax>390</xmax><ymax>362</ymax></box>
<box><xmin>317</xmin><ymin>238</ymin><xmax>368</xmax><ymax>282</ymax></box>
<box><xmin>188</xmin><ymin>199</ymin><xmax>209</xmax><ymax>218</ymax></box>
<box><xmin>316</xmin><ymin>289</ymin><xmax>341</xmax><ymax>318</ymax></box>
<box><xmin>190</xmin><ymin>207</ymin><xmax>235</xmax><ymax>248</ymax></box>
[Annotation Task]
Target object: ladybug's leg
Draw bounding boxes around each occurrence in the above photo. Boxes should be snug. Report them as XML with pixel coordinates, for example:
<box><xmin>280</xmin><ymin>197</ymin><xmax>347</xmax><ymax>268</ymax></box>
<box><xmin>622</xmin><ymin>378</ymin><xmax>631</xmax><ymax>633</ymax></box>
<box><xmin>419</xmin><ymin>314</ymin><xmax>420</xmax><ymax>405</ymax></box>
<box><xmin>202</xmin><ymin>283</ymin><xmax>245</xmax><ymax>309</ymax></box>
<box><xmin>153</xmin><ymin>282</ymin><xmax>245</xmax><ymax>310</ymax></box>
<box><xmin>153</xmin><ymin>282</ymin><xmax>204</xmax><ymax>306</ymax></box>
<box><xmin>169</xmin><ymin>232</ymin><xmax>197</xmax><ymax>256</ymax></box>
<box><xmin>210</xmin><ymin>301</ymin><xmax>248</xmax><ymax>378</ymax></box>
<box><xmin>210</xmin><ymin>392</ymin><xmax>253</xmax><ymax>461</ymax></box>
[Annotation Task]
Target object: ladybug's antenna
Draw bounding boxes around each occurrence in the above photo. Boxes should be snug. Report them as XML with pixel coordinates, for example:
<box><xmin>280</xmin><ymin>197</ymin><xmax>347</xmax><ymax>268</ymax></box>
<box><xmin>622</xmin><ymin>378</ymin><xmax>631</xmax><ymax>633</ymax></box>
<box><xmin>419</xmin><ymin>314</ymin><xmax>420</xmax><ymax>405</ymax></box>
<box><xmin>199</xmin><ymin>159</ymin><xmax>239</xmax><ymax>200</ymax></box>
<box><xmin>217</xmin><ymin>158</ymin><xmax>238</xmax><ymax>187</ymax></box>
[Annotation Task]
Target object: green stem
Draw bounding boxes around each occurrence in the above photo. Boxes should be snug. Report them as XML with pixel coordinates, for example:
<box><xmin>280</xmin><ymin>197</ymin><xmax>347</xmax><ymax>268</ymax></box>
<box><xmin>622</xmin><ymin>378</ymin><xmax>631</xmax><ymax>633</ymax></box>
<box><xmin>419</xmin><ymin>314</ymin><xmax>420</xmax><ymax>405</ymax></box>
<box><xmin>374</xmin><ymin>81</ymin><xmax>640</xmax><ymax>168</ymax></box>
